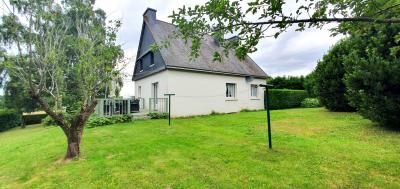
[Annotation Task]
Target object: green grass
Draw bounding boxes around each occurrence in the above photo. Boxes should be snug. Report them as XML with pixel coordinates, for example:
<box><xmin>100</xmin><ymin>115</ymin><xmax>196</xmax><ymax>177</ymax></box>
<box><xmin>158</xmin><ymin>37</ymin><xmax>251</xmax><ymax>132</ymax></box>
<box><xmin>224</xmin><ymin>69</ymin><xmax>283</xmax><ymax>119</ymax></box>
<box><xmin>0</xmin><ymin>108</ymin><xmax>399</xmax><ymax>188</ymax></box>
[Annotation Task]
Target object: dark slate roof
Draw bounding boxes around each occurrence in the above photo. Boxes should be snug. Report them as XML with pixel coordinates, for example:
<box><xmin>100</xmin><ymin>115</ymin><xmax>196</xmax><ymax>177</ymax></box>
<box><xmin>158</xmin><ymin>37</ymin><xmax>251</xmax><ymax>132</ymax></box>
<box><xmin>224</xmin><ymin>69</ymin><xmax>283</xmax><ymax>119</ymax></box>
<box><xmin>145</xmin><ymin>20</ymin><xmax>268</xmax><ymax>79</ymax></box>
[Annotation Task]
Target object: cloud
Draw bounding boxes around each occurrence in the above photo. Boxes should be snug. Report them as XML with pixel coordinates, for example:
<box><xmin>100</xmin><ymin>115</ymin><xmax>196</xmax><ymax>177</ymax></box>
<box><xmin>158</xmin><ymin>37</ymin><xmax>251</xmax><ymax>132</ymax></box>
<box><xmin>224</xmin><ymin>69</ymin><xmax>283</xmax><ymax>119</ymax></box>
<box><xmin>94</xmin><ymin>0</ymin><xmax>344</xmax><ymax>96</ymax></box>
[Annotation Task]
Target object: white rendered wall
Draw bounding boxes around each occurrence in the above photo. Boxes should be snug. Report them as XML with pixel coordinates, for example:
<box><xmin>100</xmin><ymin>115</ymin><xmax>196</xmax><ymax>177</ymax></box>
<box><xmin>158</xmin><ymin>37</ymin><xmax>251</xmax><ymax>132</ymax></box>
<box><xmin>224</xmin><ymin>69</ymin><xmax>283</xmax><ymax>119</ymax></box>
<box><xmin>134</xmin><ymin>71</ymin><xmax>169</xmax><ymax>110</ymax></box>
<box><xmin>167</xmin><ymin>70</ymin><xmax>265</xmax><ymax>117</ymax></box>
<box><xmin>135</xmin><ymin>70</ymin><xmax>266</xmax><ymax>117</ymax></box>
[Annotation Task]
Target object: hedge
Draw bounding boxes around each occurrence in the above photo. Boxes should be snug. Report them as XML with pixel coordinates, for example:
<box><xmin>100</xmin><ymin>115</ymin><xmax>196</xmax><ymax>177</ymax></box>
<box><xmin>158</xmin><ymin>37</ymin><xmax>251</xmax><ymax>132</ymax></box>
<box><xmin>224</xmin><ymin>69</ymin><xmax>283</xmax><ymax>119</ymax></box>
<box><xmin>23</xmin><ymin>113</ymin><xmax>47</xmax><ymax>125</ymax></box>
<box><xmin>0</xmin><ymin>109</ymin><xmax>22</xmax><ymax>132</ymax></box>
<box><xmin>265</xmin><ymin>89</ymin><xmax>308</xmax><ymax>110</ymax></box>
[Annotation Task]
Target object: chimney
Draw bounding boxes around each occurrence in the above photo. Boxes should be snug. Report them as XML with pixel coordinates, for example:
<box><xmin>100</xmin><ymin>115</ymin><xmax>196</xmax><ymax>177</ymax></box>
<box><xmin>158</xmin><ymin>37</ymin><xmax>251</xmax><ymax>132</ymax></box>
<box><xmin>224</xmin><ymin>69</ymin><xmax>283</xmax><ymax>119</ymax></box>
<box><xmin>143</xmin><ymin>8</ymin><xmax>157</xmax><ymax>24</ymax></box>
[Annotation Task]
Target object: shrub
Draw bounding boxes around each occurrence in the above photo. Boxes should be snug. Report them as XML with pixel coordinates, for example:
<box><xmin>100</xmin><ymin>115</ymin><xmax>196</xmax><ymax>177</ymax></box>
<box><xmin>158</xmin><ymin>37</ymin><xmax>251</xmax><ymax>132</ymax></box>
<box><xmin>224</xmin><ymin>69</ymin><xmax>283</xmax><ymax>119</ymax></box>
<box><xmin>86</xmin><ymin>115</ymin><xmax>132</xmax><ymax>128</ymax></box>
<box><xmin>86</xmin><ymin>116</ymin><xmax>113</xmax><ymax>128</ymax></box>
<box><xmin>304</xmin><ymin>72</ymin><xmax>318</xmax><ymax>97</ymax></box>
<box><xmin>314</xmin><ymin>39</ymin><xmax>355</xmax><ymax>112</ymax></box>
<box><xmin>42</xmin><ymin>115</ymin><xmax>57</xmax><ymax>126</ymax></box>
<box><xmin>0</xmin><ymin>109</ymin><xmax>22</xmax><ymax>132</ymax></box>
<box><xmin>301</xmin><ymin>98</ymin><xmax>321</xmax><ymax>108</ymax></box>
<box><xmin>148</xmin><ymin>112</ymin><xmax>168</xmax><ymax>119</ymax></box>
<box><xmin>266</xmin><ymin>89</ymin><xmax>308</xmax><ymax>110</ymax></box>
<box><xmin>344</xmin><ymin>53</ymin><xmax>400</xmax><ymax>129</ymax></box>
<box><xmin>23</xmin><ymin>113</ymin><xmax>47</xmax><ymax>125</ymax></box>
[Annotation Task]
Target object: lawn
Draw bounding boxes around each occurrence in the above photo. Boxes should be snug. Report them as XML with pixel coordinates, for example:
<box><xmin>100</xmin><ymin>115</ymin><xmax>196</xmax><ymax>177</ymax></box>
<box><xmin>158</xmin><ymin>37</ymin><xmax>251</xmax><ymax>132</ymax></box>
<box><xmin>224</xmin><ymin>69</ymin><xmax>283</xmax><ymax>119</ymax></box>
<box><xmin>0</xmin><ymin>108</ymin><xmax>399</xmax><ymax>188</ymax></box>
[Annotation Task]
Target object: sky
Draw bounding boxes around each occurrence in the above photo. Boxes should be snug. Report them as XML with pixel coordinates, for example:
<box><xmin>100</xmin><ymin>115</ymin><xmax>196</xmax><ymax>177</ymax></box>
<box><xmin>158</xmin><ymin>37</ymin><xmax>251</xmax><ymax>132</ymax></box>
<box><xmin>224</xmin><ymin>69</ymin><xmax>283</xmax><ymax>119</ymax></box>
<box><xmin>1</xmin><ymin>0</ymin><xmax>343</xmax><ymax>97</ymax></box>
<box><xmin>93</xmin><ymin>0</ymin><xmax>343</xmax><ymax>97</ymax></box>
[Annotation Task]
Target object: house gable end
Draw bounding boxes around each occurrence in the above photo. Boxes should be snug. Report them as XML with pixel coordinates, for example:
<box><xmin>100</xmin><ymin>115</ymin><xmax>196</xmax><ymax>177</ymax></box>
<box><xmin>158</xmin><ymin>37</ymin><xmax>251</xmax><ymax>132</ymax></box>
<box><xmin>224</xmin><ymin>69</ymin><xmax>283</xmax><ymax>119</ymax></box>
<box><xmin>133</xmin><ymin>21</ymin><xmax>167</xmax><ymax>81</ymax></box>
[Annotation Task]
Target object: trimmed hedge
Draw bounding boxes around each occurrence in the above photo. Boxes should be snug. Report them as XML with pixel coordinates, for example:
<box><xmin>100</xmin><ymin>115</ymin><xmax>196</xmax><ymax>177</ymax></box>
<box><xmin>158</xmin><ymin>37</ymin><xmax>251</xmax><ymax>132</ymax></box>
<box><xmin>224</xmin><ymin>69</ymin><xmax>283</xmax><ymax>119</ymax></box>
<box><xmin>0</xmin><ymin>109</ymin><xmax>22</xmax><ymax>132</ymax></box>
<box><xmin>23</xmin><ymin>113</ymin><xmax>47</xmax><ymax>125</ymax></box>
<box><xmin>265</xmin><ymin>89</ymin><xmax>308</xmax><ymax>110</ymax></box>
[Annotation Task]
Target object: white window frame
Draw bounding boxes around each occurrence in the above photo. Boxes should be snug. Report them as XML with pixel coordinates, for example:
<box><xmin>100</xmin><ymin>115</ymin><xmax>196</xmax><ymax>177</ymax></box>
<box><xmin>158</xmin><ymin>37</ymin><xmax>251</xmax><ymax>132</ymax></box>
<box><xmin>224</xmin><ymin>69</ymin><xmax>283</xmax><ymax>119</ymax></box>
<box><xmin>151</xmin><ymin>82</ymin><xmax>158</xmax><ymax>99</ymax></box>
<box><xmin>226</xmin><ymin>83</ymin><xmax>236</xmax><ymax>99</ymax></box>
<box><xmin>250</xmin><ymin>84</ymin><xmax>258</xmax><ymax>98</ymax></box>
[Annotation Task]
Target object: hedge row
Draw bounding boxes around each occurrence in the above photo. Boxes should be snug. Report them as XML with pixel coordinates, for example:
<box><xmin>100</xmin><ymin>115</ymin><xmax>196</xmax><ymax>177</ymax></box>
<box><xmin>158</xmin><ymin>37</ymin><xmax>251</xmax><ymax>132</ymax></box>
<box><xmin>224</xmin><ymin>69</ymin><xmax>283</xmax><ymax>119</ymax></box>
<box><xmin>265</xmin><ymin>89</ymin><xmax>308</xmax><ymax>110</ymax></box>
<box><xmin>0</xmin><ymin>109</ymin><xmax>22</xmax><ymax>132</ymax></box>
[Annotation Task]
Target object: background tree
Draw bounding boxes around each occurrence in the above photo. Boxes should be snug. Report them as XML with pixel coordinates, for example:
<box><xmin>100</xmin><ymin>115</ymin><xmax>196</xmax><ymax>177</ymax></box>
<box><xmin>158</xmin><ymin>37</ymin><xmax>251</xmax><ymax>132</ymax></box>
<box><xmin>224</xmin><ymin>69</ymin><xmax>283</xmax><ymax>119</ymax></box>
<box><xmin>313</xmin><ymin>39</ymin><xmax>355</xmax><ymax>112</ymax></box>
<box><xmin>343</xmin><ymin>21</ymin><xmax>400</xmax><ymax>128</ymax></box>
<box><xmin>0</xmin><ymin>0</ymin><xmax>124</xmax><ymax>159</ymax></box>
<box><xmin>0</xmin><ymin>56</ymin><xmax>39</xmax><ymax>114</ymax></box>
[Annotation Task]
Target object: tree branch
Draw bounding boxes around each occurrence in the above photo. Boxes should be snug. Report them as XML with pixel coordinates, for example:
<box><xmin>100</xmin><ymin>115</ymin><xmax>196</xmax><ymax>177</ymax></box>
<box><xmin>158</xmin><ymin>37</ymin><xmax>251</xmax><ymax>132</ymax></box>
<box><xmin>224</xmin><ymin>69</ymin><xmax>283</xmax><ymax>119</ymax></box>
<box><xmin>29</xmin><ymin>90</ymin><xmax>70</xmax><ymax>135</ymax></box>
<box><xmin>242</xmin><ymin>17</ymin><xmax>400</xmax><ymax>27</ymax></box>
<box><xmin>376</xmin><ymin>3</ymin><xmax>400</xmax><ymax>16</ymax></box>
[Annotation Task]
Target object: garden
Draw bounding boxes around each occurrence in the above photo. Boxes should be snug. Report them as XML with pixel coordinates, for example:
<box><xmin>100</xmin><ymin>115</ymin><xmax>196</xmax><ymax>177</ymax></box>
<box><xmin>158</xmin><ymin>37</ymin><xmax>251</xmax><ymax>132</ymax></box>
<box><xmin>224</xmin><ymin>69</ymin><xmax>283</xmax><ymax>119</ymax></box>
<box><xmin>0</xmin><ymin>0</ymin><xmax>399</xmax><ymax>188</ymax></box>
<box><xmin>0</xmin><ymin>108</ymin><xmax>399</xmax><ymax>188</ymax></box>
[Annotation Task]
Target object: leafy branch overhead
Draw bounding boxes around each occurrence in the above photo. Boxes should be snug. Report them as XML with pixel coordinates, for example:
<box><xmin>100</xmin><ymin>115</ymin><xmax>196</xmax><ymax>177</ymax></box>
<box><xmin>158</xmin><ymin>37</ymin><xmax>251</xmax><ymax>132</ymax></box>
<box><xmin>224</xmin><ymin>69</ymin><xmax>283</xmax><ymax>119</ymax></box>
<box><xmin>169</xmin><ymin>0</ymin><xmax>400</xmax><ymax>60</ymax></box>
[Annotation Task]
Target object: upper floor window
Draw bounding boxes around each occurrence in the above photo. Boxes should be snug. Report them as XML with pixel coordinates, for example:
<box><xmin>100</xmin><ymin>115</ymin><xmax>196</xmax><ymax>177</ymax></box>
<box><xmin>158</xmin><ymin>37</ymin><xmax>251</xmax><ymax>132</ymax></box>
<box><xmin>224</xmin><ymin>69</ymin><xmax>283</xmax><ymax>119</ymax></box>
<box><xmin>139</xmin><ymin>60</ymin><xmax>143</xmax><ymax>71</ymax></box>
<box><xmin>226</xmin><ymin>83</ymin><xmax>236</xmax><ymax>98</ymax></box>
<box><xmin>251</xmin><ymin>84</ymin><xmax>258</xmax><ymax>97</ymax></box>
<box><xmin>150</xmin><ymin>52</ymin><xmax>155</xmax><ymax>66</ymax></box>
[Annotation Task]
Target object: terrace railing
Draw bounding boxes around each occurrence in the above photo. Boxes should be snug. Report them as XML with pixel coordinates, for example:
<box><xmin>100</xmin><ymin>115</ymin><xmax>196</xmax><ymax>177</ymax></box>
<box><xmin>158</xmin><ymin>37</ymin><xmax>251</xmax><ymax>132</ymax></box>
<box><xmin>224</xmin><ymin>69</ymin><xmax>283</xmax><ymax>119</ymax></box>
<box><xmin>149</xmin><ymin>98</ymin><xmax>168</xmax><ymax>113</ymax></box>
<box><xmin>95</xmin><ymin>98</ymin><xmax>144</xmax><ymax>117</ymax></box>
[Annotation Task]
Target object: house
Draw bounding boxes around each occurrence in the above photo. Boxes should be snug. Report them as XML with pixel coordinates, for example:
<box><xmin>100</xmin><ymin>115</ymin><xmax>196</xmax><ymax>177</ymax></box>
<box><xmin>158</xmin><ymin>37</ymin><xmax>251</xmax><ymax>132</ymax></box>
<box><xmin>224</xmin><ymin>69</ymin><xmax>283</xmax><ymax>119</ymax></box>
<box><xmin>132</xmin><ymin>8</ymin><xmax>268</xmax><ymax>117</ymax></box>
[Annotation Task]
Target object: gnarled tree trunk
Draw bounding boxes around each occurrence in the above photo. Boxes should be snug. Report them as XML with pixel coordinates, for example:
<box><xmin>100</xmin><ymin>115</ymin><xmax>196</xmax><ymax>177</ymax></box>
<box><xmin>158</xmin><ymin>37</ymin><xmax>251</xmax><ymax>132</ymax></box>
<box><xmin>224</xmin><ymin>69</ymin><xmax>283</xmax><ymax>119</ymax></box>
<box><xmin>65</xmin><ymin>127</ymin><xmax>83</xmax><ymax>159</ymax></box>
<box><xmin>31</xmin><ymin>90</ymin><xmax>97</xmax><ymax>160</ymax></box>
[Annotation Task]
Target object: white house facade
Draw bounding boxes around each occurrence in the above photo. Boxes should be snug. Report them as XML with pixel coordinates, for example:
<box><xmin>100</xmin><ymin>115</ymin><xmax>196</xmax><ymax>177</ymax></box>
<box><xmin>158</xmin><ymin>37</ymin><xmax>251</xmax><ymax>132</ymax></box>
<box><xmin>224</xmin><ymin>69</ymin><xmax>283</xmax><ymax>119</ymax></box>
<box><xmin>133</xmin><ymin>8</ymin><xmax>268</xmax><ymax>117</ymax></box>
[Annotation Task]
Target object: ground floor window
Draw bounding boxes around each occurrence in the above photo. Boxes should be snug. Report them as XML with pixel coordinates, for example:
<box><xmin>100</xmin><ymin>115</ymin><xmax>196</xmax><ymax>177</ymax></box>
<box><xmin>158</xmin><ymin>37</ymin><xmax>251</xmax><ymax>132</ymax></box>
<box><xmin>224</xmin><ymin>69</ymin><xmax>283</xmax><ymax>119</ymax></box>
<box><xmin>137</xmin><ymin>86</ymin><xmax>141</xmax><ymax>98</ymax></box>
<box><xmin>226</xmin><ymin>83</ymin><xmax>236</xmax><ymax>98</ymax></box>
<box><xmin>251</xmin><ymin>84</ymin><xmax>258</xmax><ymax>97</ymax></box>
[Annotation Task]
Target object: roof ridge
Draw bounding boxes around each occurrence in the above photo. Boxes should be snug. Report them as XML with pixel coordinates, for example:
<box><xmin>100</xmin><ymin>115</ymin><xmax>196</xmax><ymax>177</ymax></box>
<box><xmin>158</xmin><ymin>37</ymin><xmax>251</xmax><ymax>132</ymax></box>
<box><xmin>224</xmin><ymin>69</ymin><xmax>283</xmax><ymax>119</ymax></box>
<box><xmin>145</xmin><ymin>19</ymin><xmax>267</xmax><ymax>78</ymax></box>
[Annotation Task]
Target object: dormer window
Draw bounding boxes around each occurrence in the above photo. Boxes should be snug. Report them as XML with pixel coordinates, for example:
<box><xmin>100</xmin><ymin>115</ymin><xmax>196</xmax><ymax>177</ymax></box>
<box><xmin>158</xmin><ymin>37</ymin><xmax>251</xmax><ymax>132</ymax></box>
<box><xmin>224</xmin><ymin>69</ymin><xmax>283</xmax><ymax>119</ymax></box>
<box><xmin>150</xmin><ymin>52</ymin><xmax>154</xmax><ymax>66</ymax></box>
<box><xmin>139</xmin><ymin>60</ymin><xmax>143</xmax><ymax>72</ymax></box>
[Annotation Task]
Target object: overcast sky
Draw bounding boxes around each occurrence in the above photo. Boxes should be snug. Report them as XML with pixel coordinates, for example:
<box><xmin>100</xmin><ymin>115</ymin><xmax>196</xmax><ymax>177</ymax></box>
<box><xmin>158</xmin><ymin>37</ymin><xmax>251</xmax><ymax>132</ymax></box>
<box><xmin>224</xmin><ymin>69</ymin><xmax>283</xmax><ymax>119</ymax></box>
<box><xmin>0</xmin><ymin>1</ymin><xmax>343</xmax><ymax>97</ymax></box>
<box><xmin>94</xmin><ymin>0</ymin><xmax>343</xmax><ymax>97</ymax></box>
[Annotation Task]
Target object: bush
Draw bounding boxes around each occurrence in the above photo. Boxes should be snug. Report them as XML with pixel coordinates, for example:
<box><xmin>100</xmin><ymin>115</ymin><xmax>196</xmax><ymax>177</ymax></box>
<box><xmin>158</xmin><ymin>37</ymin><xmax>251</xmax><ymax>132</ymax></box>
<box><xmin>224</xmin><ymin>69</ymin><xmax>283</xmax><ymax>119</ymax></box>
<box><xmin>304</xmin><ymin>72</ymin><xmax>318</xmax><ymax>97</ymax></box>
<box><xmin>314</xmin><ymin>39</ymin><xmax>355</xmax><ymax>112</ymax></box>
<box><xmin>344</xmin><ymin>53</ymin><xmax>400</xmax><ymax>129</ymax></box>
<box><xmin>22</xmin><ymin>113</ymin><xmax>47</xmax><ymax>125</ymax></box>
<box><xmin>86</xmin><ymin>115</ymin><xmax>132</xmax><ymax>128</ymax></box>
<box><xmin>266</xmin><ymin>89</ymin><xmax>308</xmax><ymax>110</ymax></box>
<box><xmin>148</xmin><ymin>112</ymin><xmax>168</xmax><ymax>119</ymax></box>
<box><xmin>86</xmin><ymin>116</ymin><xmax>113</xmax><ymax>128</ymax></box>
<box><xmin>0</xmin><ymin>109</ymin><xmax>22</xmax><ymax>132</ymax></box>
<box><xmin>42</xmin><ymin>115</ymin><xmax>58</xmax><ymax>126</ymax></box>
<box><xmin>301</xmin><ymin>98</ymin><xmax>321</xmax><ymax>108</ymax></box>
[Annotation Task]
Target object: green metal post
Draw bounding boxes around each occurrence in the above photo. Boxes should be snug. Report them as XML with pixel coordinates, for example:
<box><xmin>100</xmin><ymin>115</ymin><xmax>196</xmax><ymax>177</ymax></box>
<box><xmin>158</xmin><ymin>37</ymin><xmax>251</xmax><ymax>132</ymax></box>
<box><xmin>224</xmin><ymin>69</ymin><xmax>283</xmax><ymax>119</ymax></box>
<box><xmin>164</xmin><ymin>94</ymin><xmax>175</xmax><ymax>126</ymax></box>
<box><xmin>168</xmin><ymin>97</ymin><xmax>171</xmax><ymax>125</ymax></box>
<box><xmin>260</xmin><ymin>84</ymin><xmax>273</xmax><ymax>149</ymax></box>
<box><xmin>266</xmin><ymin>87</ymin><xmax>272</xmax><ymax>149</ymax></box>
